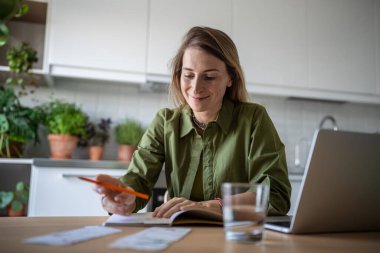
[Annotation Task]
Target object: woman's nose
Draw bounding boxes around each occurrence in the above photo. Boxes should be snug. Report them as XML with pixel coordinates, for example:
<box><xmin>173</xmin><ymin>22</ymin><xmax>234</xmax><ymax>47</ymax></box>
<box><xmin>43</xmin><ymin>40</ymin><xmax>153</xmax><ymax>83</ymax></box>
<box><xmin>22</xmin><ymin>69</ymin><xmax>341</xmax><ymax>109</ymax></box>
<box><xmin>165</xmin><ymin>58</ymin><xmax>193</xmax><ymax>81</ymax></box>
<box><xmin>192</xmin><ymin>77</ymin><xmax>203</xmax><ymax>93</ymax></box>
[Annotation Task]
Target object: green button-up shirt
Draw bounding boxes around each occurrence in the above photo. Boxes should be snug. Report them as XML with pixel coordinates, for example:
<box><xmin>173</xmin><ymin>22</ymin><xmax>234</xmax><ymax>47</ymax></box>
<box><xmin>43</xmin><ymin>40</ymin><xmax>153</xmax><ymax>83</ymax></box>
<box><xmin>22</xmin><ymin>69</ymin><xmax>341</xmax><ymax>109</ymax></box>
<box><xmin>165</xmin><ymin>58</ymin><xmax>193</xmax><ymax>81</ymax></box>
<box><xmin>121</xmin><ymin>99</ymin><xmax>291</xmax><ymax>216</ymax></box>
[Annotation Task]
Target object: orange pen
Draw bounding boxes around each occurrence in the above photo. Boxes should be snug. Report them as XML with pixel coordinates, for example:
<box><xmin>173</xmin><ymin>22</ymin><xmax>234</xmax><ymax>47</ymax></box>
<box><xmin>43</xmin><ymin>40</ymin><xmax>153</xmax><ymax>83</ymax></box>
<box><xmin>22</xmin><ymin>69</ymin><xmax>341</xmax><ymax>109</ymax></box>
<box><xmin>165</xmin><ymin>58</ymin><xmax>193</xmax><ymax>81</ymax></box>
<box><xmin>78</xmin><ymin>177</ymin><xmax>149</xmax><ymax>200</ymax></box>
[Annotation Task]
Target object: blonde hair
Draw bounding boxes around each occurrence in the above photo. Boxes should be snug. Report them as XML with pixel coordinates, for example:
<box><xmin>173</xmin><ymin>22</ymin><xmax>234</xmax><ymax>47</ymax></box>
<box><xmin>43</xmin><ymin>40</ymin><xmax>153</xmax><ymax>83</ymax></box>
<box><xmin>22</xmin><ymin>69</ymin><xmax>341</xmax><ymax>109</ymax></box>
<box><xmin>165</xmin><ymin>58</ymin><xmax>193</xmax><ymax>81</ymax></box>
<box><xmin>169</xmin><ymin>26</ymin><xmax>249</xmax><ymax>107</ymax></box>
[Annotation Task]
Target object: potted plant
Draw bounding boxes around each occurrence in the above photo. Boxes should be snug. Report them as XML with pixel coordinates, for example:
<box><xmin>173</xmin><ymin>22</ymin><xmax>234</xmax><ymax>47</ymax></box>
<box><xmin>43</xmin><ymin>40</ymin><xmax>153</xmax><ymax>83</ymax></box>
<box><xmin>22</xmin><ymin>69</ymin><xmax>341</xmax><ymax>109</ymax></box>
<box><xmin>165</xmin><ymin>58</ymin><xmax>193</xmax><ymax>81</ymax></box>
<box><xmin>0</xmin><ymin>86</ymin><xmax>43</xmax><ymax>158</ymax></box>
<box><xmin>41</xmin><ymin>100</ymin><xmax>88</xmax><ymax>159</ymax></box>
<box><xmin>0</xmin><ymin>181</ymin><xmax>29</xmax><ymax>216</ymax></box>
<box><xmin>115</xmin><ymin>118</ymin><xmax>145</xmax><ymax>162</ymax></box>
<box><xmin>85</xmin><ymin>118</ymin><xmax>112</xmax><ymax>160</ymax></box>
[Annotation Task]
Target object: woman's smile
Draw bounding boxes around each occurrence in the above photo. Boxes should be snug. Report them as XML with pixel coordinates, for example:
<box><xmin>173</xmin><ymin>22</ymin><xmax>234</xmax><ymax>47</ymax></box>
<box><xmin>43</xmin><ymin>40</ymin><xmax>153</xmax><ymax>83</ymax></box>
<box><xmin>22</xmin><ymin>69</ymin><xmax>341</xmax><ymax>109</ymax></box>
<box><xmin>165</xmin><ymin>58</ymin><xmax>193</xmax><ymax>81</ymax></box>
<box><xmin>191</xmin><ymin>95</ymin><xmax>210</xmax><ymax>101</ymax></box>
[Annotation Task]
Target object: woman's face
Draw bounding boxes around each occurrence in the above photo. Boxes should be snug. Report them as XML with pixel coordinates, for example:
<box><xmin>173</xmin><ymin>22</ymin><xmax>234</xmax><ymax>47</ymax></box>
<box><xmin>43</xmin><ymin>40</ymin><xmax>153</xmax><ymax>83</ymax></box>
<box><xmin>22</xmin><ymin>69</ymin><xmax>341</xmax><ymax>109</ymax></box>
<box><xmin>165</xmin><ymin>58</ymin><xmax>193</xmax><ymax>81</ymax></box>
<box><xmin>180</xmin><ymin>47</ymin><xmax>231</xmax><ymax>115</ymax></box>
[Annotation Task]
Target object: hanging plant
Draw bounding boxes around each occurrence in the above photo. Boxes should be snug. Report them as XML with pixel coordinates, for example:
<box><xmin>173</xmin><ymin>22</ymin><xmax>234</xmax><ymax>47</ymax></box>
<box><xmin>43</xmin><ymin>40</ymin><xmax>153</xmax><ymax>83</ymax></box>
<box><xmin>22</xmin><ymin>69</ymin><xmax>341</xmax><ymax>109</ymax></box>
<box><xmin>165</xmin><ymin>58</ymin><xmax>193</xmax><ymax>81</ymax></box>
<box><xmin>0</xmin><ymin>0</ymin><xmax>29</xmax><ymax>47</ymax></box>
<box><xmin>5</xmin><ymin>42</ymin><xmax>38</xmax><ymax>92</ymax></box>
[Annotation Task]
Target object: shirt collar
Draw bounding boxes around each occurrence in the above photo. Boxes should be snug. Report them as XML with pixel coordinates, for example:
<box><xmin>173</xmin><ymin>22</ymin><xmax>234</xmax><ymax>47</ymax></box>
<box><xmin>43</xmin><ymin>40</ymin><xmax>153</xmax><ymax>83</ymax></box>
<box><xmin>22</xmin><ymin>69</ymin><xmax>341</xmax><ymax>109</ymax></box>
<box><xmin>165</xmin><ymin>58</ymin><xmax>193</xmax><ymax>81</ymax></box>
<box><xmin>179</xmin><ymin>98</ymin><xmax>234</xmax><ymax>138</ymax></box>
<box><xmin>180</xmin><ymin>106</ymin><xmax>194</xmax><ymax>138</ymax></box>
<box><xmin>216</xmin><ymin>98</ymin><xmax>234</xmax><ymax>135</ymax></box>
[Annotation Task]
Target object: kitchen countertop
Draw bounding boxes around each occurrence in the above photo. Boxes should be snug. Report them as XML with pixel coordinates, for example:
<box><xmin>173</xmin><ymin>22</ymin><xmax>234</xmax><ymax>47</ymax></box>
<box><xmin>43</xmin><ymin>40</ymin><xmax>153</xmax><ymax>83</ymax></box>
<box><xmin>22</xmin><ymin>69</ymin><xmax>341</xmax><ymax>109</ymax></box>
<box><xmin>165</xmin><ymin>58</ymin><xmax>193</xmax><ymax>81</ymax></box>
<box><xmin>0</xmin><ymin>158</ymin><xmax>129</xmax><ymax>170</ymax></box>
<box><xmin>33</xmin><ymin>158</ymin><xmax>129</xmax><ymax>169</ymax></box>
<box><xmin>0</xmin><ymin>158</ymin><xmax>303</xmax><ymax>180</ymax></box>
<box><xmin>0</xmin><ymin>158</ymin><xmax>34</xmax><ymax>165</ymax></box>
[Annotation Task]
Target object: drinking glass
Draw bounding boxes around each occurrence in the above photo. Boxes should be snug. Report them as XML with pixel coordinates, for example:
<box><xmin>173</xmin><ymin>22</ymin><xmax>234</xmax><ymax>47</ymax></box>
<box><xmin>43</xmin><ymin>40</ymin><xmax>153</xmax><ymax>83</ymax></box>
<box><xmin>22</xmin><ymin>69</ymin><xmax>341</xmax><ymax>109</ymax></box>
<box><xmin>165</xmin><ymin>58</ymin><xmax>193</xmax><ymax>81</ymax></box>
<box><xmin>222</xmin><ymin>182</ymin><xmax>269</xmax><ymax>243</ymax></box>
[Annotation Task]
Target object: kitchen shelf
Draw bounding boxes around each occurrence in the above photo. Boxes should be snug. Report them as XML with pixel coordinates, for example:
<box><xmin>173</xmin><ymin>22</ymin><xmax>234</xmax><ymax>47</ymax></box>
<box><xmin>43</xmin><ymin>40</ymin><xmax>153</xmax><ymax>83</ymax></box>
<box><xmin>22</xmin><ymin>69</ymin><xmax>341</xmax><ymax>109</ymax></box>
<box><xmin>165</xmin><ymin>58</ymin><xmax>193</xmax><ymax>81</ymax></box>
<box><xmin>0</xmin><ymin>0</ymin><xmax>49</xmax><ymax>85</ymax></box>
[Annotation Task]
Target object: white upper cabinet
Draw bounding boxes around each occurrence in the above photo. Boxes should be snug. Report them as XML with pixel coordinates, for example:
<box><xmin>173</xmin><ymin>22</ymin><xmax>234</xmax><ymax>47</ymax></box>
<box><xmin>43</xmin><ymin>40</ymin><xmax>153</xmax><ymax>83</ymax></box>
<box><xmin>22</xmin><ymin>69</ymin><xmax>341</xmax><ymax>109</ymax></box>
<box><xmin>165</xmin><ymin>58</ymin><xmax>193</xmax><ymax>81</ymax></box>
<box><xmin>307</xmin><ymin>0</ymin><xmax>377</xmax><ymax>95</ymax></box>
<box><xmin>233</xmin><ymin>0</ymin><xmax>379</xmax><ymax>103</ymax></box>
<box><xmin>42</xmin><ymin>0</ymin><xmax>380</xmax><ymax>103</ymax></box>
<box><xmin>233</xmin><ymin>0</ymin><xmax>308</xmax><ymax>89</ymax></box>
<box><xmin>147</xmin><ymin>0</ymin><xmax>232</xmax><ymax>78</ymax></box>
<box><xmin>48</xmin><ymin>0</ymin><xmax>148</xmax><ymax>83</ymax></box>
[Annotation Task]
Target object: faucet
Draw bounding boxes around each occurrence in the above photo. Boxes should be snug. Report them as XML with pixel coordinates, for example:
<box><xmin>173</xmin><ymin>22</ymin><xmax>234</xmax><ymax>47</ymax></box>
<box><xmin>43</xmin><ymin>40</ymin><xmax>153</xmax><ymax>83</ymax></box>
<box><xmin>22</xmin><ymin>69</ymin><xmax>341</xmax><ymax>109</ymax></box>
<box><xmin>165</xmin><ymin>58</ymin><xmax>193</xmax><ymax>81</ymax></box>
<box><xmin>319</xmin><ymin>115</ymin><xmax>338</xmax><ymax>131</ymax></box>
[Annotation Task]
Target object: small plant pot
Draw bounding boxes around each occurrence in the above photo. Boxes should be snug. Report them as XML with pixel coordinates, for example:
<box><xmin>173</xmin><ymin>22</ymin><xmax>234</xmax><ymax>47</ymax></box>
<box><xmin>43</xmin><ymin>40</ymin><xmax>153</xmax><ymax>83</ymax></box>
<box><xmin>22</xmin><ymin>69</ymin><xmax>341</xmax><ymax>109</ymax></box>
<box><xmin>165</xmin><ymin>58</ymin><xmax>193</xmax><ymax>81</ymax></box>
<box><xmin>48</xmin><ymin>134</ymin><xmax>78</xmax><ymax>160</ymax></box>
<box><xmin>118</xmin><ymin>144</ymin><xmax>136</xmax><ymax>162</ymax></box>
<box><xmin>89</xmin><ymin>146</ymin><xmax>104</xmax><ymax>161</ymax></box>
<box><xmin>7</xmin><ymin>204</ymin><xmax>26</xmax><ymax>217</ymax></box>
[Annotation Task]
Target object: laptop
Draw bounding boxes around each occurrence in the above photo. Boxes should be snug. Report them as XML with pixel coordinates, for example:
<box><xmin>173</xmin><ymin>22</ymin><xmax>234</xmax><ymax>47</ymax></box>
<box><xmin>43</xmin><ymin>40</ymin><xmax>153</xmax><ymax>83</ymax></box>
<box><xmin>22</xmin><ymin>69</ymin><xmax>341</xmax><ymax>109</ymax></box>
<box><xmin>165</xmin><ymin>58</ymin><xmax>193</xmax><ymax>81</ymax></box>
<box><xmin>265</xmin><ymin>129</ymin><xmax>380</xmax><ymax>234</ymax></box>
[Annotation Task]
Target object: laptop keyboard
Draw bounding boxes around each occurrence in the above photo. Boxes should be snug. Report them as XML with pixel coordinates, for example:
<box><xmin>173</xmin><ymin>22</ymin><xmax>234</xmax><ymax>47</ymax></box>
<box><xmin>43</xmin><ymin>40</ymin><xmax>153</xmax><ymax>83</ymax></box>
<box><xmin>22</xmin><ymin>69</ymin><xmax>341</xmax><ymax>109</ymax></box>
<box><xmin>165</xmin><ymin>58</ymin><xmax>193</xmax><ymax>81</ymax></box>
<box><xmin>266</xmin><ymin>221</ymin><xmax>291</xmax><ymax>228</ymax></box>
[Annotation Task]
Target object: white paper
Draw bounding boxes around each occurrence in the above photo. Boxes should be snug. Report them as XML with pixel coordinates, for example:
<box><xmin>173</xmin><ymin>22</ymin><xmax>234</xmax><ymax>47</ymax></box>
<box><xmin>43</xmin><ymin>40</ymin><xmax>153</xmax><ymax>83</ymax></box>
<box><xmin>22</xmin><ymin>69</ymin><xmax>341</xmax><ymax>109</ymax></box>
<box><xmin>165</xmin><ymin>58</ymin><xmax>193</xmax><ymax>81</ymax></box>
<box><xmin>109</xmin><ymin>227</ymin><xmax>191</xmax><ymax>251</ymax></box>
<box><xmin>104</xmin><ymin>213</ymin><xmax>172</xmax><ymax>226</ymax></box>
<box><xmin>23</xmin><ymin>226</ymin><xmax>121</xmax><ymax>246</ymax></box>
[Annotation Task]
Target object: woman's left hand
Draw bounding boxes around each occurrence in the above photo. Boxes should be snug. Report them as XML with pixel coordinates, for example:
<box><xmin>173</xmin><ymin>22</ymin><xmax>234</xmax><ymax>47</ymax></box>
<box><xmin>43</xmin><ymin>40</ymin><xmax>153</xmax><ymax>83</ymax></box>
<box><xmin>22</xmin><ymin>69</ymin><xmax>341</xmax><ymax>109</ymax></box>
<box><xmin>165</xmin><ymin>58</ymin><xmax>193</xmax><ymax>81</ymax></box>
<box><xmin>152</xmin><ymin>197</ymin><xmax>222</xmax><ymax>218</ymax></box>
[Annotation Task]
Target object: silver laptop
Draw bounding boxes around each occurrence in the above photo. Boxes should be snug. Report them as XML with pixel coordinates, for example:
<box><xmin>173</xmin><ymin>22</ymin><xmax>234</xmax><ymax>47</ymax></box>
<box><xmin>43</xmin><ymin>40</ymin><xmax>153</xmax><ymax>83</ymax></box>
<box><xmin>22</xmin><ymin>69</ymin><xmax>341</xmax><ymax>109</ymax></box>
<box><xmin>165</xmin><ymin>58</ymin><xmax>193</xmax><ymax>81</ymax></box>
<box><xmin>265</xmin><ymin>129</ymin><xmax>380</xmax><ymax>234</ymax></box>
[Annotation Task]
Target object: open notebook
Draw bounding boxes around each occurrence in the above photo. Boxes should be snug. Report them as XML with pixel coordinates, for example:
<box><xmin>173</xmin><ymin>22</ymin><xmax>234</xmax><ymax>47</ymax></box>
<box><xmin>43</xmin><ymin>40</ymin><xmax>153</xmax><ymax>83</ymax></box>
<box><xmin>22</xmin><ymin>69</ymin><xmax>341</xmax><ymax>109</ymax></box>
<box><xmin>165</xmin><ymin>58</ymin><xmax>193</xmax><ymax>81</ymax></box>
<box><xmin>265</xmin><ymin>129</ymin><xmax>380</xmax><ymax>234</ymax></box>
<box><xmin>104</xmin><ymin>208</ymin><xmax>223</xmax><ymax>227</ymax></box>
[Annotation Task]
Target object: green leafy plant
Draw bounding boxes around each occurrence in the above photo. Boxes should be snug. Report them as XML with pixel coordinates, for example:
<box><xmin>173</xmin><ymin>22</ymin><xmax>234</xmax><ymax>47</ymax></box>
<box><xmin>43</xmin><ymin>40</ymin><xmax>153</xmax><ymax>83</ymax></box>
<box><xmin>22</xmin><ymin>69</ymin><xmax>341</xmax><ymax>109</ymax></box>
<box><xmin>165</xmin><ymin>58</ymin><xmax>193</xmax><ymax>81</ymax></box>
<box><xmin>115</xmin><ymin>118</ymin><xmax>145</xmax><ymax>146</ymax></box>
<box><xmin>0</xmin><ymin>0</ymin><xmax>29</xmax><ymax>47</ymax></box>
<box><xmin>0</xmin><ymin>86</ymin><xmax>43</xmax><ymax>157</ymax></box>
<box><xmin>0</xmin><ymin>181</ymin><xmax>29</xmax><ymax>215</ymax></box>
<box><xmin>6</xmin><ymin>42</ymin><xmax>38</xmax><ymax>90</ymax></box>
<box><xmin>84</xmin><ymin>118</ymin><xmax>112</xmax><ymax>146</ymax></box>
<box><xmin>41</xmin><ymin>100</ymin><xmax>89</xmax><ymax>139</ymax></box>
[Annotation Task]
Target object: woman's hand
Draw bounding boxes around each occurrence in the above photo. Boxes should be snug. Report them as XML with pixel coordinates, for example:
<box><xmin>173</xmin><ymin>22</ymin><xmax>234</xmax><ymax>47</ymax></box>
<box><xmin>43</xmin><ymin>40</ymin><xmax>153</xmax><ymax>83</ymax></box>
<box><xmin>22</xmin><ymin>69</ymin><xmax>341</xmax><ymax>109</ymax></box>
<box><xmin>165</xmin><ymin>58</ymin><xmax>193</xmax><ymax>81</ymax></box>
<box><xmin>93</xmin><ymin>174</ymin><xmax>136</xmax><ymax>216</ymax></box>
<box><xmin>152</xmin><ymin>197</ymin><xmax>222</xmax><ymax>218</ymax></box>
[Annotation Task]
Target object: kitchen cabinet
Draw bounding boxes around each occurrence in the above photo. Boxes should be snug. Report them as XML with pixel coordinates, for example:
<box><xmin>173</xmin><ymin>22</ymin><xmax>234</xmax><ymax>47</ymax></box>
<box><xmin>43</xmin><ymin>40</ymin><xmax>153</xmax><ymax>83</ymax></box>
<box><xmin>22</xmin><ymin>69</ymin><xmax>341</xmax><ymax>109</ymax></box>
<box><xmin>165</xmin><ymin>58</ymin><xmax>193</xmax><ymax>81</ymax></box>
<box><xmin>0</xmin><ymin>159</ymin><xmax>32</xmax><ymax>216</ymax></box>
<box><xmin>48</xmin><ymin>0</ymin><xmax>148</xmax><ymax>83</ymax></box>
<box><xmin>0</xmin><ymin>0</ymin><xmax>50</xmax><ymax>85</ymax></box>
<box><xmin>233</xmin><ymin>0</ymin><xmax>308</xmax><ymax>89</ymax></box>
<box><xmin>233</xmin><ymin>0</ymin><xmax>380</xmax><ymax>104</ymax></box>
<box><xmin>27</xmin><ymin>159</ymin><xmax>162</xmax><ymax>216</ymax></box>
<box><xmin>42</xmin><ymin>0</ymin><xmax>380</xmax><ymax>104</ymax></box>
<box><xmin>307</xmin><ymin>0</ymin><xmax>377</xmax><ymax>95</ymax></box>
<box><xmin>28</xmin><ymin>165</ymin><xmax>126</xmax><ymax>216</ymax></box>
<box><xmin>147</xmin><ymin>0</ymin><xmax>232</xmax><ymax>79</ymax></box>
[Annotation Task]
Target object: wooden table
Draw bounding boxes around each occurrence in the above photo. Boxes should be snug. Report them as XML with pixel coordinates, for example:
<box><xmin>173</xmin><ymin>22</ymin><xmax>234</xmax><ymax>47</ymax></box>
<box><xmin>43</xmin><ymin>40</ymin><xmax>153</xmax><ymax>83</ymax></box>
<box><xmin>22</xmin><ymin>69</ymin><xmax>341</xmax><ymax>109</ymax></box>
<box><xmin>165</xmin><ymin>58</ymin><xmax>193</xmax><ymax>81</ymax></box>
<box><xmin>1</xmin><ymin>217</ymin><xmax>379</xmax><ymax>253</ymax></box>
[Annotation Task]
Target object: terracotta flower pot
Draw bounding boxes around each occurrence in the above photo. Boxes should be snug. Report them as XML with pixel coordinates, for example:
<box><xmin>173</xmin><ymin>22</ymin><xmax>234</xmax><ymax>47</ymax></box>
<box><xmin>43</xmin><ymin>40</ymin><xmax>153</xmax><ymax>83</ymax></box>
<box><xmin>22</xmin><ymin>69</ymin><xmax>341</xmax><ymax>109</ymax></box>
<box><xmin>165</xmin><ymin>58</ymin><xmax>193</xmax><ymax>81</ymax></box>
<box><xmin>7</xmin><ymin>204</ymin><xmax>26</xmax><ymax>217</ymax></box>
<box><xmin>118</xmin><ymin>144</ymin><xmax>136</xmax><ymax>162</ymax></box>
<box><xmin>48</xmin><ymin>134</ymin><xmax>78</xmax><ymax>160</ymax></box>
<box><xmin>89</xmin><ymin>146</ymin><xmax>104</xmax><ymax>161</ymax></box>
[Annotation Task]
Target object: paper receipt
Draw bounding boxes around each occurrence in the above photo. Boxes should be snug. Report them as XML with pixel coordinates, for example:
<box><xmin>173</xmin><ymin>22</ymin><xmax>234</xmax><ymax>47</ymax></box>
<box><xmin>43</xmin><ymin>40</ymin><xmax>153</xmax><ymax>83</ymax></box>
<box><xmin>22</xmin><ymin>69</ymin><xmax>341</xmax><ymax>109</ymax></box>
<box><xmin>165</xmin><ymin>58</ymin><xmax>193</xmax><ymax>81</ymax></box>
<box><xmin>23</xmin><ymin>226</ymin><xmax>121</xmax><ymax>246</ymax></box>
<box><xmin>110</xmin><ymin>227</ymin><xmax>191</xmax><ymax>251</ymax></box>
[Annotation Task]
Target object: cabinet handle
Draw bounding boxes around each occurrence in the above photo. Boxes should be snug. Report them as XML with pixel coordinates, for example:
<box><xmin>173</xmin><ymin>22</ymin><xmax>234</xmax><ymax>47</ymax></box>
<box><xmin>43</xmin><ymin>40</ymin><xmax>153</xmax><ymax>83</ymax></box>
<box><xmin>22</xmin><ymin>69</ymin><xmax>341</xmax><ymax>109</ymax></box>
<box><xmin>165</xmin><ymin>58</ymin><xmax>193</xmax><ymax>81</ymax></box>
<box><xmin>61</xmin><ymin>173</ymin><xmax>122</xmax><ymax>178</ymax></box>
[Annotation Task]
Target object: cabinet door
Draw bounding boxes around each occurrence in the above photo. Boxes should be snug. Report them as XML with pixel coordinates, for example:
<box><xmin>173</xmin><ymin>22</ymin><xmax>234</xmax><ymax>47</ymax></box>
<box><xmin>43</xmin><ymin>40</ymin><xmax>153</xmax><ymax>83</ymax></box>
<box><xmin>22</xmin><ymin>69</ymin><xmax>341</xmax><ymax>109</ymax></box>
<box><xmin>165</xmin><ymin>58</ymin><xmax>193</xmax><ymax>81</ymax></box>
<box><xmin>147</xmin><ymin>0</ymin><xmax>232</xmax><ymax>76</ymax></box>
<box><xmin>307</xmin><ymin>0</ymin><xmax>377</xmax><ymax>94</ymax></box>
<box><xmin>28</xmin><ymin>167</ymin><xmax>125</xmax><ymax>216</ymax></box>
<box><xmin>48</xmin><ymin>0</ymin><xmax>148</xmax><ymax>81</ymax></box>
<box><xmin>233</xmin><ymin>0</ymin><xmax>308</xmax><ymax>88</ymax></box>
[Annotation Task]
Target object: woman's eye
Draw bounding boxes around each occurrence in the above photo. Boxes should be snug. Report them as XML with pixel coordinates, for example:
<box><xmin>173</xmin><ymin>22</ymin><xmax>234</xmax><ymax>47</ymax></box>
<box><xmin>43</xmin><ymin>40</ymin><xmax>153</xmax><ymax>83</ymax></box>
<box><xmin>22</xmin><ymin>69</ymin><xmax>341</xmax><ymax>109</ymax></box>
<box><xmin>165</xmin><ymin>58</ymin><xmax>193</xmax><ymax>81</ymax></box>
<box><xmin>204</xmin><ymin>76</ymin><xmax>216</xmax><ymax>81</ymax></box>
<box><xmin>183</xmin><ymin>74</ymin><xmax>194</xmax><ymax>80</ymax></box>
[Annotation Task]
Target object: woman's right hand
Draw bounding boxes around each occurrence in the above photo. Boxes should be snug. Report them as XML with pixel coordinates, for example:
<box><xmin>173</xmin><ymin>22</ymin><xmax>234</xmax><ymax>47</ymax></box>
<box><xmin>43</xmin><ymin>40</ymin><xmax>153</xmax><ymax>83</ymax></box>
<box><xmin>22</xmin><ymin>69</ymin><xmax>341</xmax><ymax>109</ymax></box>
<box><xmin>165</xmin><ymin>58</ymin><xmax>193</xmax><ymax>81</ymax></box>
<box><xmin>93</xmin><ymin>174</ymin><xmax>136</xmax><ymax>216</ymax></box>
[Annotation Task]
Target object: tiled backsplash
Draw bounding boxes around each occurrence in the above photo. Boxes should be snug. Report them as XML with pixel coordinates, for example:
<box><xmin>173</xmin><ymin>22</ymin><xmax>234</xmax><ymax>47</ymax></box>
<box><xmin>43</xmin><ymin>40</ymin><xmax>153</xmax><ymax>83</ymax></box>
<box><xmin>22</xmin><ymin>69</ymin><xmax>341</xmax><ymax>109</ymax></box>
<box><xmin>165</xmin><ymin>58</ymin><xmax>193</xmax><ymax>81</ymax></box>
<box><xmin>21</xmin><ymin>78</ymin><xmax>380</xmax><ymax>174</ymax></box>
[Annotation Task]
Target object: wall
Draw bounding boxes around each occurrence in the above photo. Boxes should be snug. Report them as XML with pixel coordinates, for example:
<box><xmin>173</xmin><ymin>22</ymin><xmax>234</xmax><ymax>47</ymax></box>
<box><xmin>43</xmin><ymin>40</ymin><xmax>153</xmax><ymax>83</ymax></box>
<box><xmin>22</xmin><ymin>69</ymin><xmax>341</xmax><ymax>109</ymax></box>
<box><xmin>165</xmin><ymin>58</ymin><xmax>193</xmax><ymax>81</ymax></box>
<box><xmin>20</xmin><ymin>77</ymin><xmax>380</xmax><ymax>174</ymax></box>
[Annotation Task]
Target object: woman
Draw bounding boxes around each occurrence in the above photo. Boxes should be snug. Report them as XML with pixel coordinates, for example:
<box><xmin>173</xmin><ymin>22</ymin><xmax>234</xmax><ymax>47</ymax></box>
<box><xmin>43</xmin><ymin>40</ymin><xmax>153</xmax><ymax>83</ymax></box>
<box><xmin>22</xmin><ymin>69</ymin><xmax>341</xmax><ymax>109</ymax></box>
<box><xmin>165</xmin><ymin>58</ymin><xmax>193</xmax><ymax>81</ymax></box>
<box><xmin>95</xmin><ymin>26</ymin><xmax>291</xmax><ymax>218</ymax></box>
